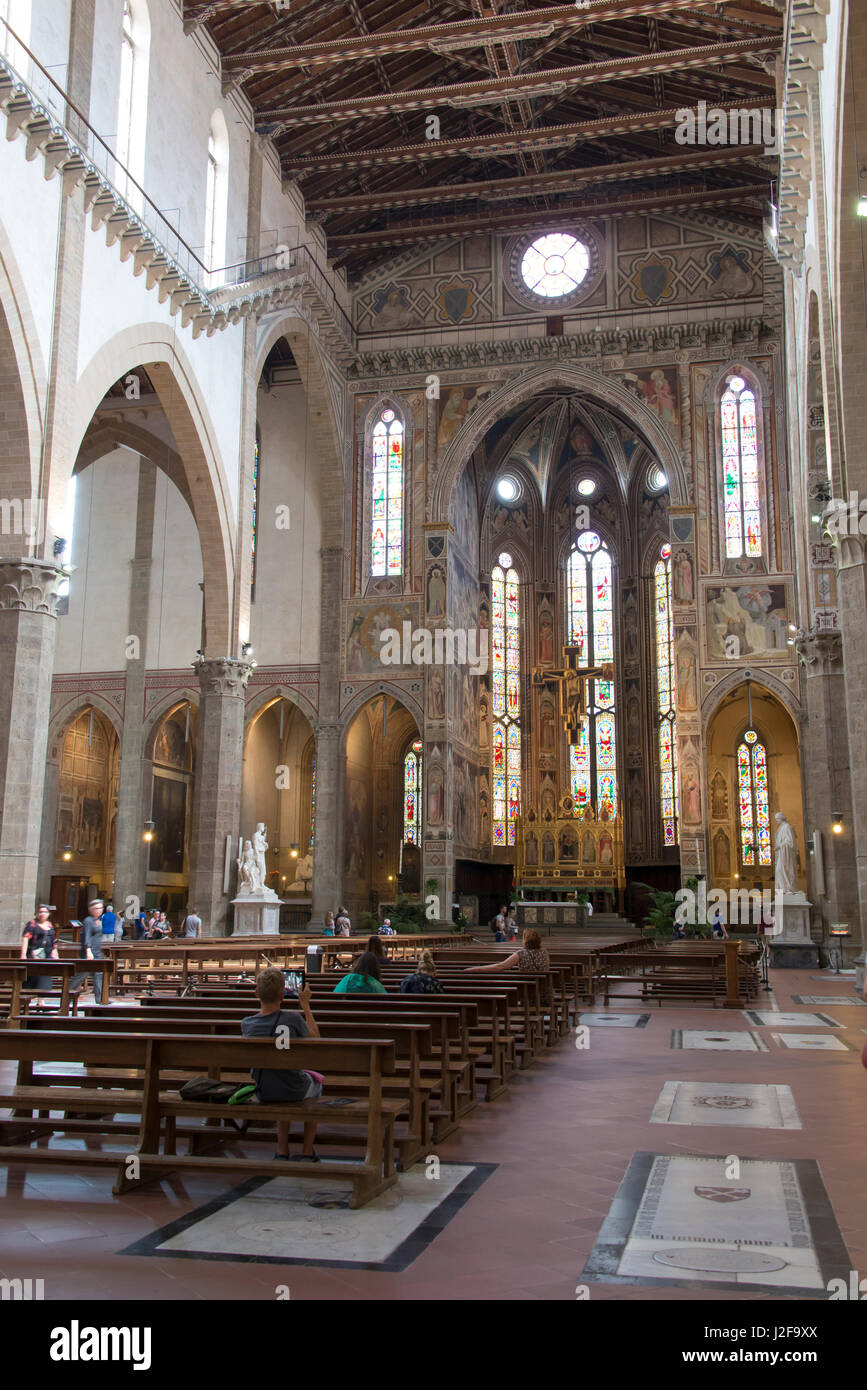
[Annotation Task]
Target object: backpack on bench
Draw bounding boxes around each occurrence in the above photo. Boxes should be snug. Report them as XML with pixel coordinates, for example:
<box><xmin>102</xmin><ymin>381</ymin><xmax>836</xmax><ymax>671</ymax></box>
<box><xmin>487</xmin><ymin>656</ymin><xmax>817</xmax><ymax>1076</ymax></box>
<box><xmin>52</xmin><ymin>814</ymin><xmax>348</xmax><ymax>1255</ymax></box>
<box><xmin>178</xmin><ymin>1077</ymin><xmax>256</xmax><ymax>1104</ymax></box>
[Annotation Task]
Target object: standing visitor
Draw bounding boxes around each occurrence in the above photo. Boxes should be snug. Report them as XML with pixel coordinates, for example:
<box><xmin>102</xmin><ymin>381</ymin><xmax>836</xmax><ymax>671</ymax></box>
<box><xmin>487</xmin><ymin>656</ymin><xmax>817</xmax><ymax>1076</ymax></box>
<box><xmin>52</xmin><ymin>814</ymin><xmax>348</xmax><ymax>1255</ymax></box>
<box><xmin>491</xmin><ymin>905</ymin><xmax>507</xmax><ymax>939</ymax></box>
<box><xmin>20</xmin><ymin>905</ymin><xmax>59</xmax><ymax>992</ymax></box>
<box><xmin>335</xmin><ymin>907</ymin><xmax>351</xmax><ymax>937</ymax></box>
<box><xmin>182</xmin><ymin>908</ymin><xmax>202</xmax><ymax>939</ymax></box>
<box><xmin>323</xmin><ymin>912</ymin><xmax>335</xmax><ymax>937</ymax></box>
<box><xmin>101</xmin><ymin>902</ymin><xmax>118</xmax><ymax>944</ymax></box>
<box><xmin>70</xmin><ymin>900</ymin><xmax>105</xmax><ymax>993</ymax></box>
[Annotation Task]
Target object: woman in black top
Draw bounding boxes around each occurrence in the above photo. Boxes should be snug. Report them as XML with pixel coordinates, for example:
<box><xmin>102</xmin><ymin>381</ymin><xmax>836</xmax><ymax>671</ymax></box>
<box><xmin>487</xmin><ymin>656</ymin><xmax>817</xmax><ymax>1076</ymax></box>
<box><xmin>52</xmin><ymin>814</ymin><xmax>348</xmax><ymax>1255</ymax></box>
<box><xmin>20</xmin><ymin>905</ymin><xmax>59</xmax><ymax>990</ymax></box>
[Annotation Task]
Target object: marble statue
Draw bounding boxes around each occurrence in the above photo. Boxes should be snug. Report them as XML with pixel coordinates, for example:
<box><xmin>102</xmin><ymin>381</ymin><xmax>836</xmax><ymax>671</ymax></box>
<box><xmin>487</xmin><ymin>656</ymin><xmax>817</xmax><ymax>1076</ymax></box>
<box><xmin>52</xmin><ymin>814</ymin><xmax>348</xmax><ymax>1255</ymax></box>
<box><xmin>237</xmin><ymin>840</ymin><xmax>258</xmax><ymax>894</ymax></box>
<box><xmin>252</xmin><ymin>822</ymin><xmax>268</xmax><ymax>890</ymax></box>
<box><xmin>773</xmin><ymin>811</ymin><xmax>798</xmax><ymax>895</ymax></box>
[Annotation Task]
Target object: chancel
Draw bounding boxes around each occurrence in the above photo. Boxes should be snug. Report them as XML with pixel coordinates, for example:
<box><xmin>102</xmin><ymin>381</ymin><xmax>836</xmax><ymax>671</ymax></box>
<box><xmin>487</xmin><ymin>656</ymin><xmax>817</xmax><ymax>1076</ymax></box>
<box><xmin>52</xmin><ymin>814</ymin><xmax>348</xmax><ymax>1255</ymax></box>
<box><xmin>0</xmin><ymin>0</ymin><xmax>863</xmax><ymax>1321</ymax></box>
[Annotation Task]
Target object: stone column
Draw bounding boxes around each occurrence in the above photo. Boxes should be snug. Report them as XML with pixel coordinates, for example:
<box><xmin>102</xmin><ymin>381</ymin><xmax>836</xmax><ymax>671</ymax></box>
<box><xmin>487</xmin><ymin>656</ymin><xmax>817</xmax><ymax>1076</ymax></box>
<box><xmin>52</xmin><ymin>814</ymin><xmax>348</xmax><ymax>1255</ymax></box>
<box><xmin>307</xmin><ymin>546</ymin><xmax>344</xmax><ymax>930</ymax></box>
<box><xmin>113</xmin><ymin>459</ymin><xmax>156</xmax><ymax>917</ymax></box>
<box><xmin>795</xmin><ymin>629</ymin><xmax>857</xmax><ymax>946</ymax></box>
<box><xmin>832</xmin><ymin>534</ymin><xmax>867</xmax><ymax>963</ymax></box>
<box><xmin>36</xmin><ymin>756</ymin><xmax>60</xmax><ymax>903</ymax></box>
<box><xmin>187</xmin><ymin>657</ymin><xmax>252</xmax><ymax>935</ymax></box>
<box><xmin>0</xmin><ymin>560</ymin><xmax>65</xmax><ymax>941</ymax></box>
<box><xmin>309</xmin><ymin>720</ymin><xmax>341</xmax><ymax>927</ymax></box>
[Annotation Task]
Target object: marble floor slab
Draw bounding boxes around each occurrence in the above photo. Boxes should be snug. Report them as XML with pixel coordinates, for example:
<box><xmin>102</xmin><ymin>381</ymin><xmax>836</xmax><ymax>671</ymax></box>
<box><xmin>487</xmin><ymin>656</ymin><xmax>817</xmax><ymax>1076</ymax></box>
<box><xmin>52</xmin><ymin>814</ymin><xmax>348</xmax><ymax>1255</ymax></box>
<box><xmin>650</xmin><ymin>1080</ymin><xmax>801</xmax><ymax>1129</ymax></box>
<box><xmin>582</xmin><ymin>1152</ymin><xmax>850</xmax><ymax>1295</ymax></box>
<box><xmin>121</xmin><ymin>1162</ymin><xmax>495</xmax><ymax>1271</ymax></box>
<box><xmin>790</xmin><ymin>995</ymin><xmax>865</xmax><ymax>1007</ymax></box>
<box><xmin>771</xmin><ymin>1033</ymin><xmax>852</xmax><ymax>1052</ymax></box>
<box><xmin>670</xmin><ymin>1029</ymin><xmax>769</xmax><ymax>1052</ymax></box>
<box><xmin>578</xmin><ymin>1013</ymin><xmax>650</xmax><ymax>1028</ymax></box>
<box><xmin>743</xmin><ymin>1009</ymin><xmax>842</xmax><ymax>1028</ymax></box>
<box><xmin>810</xmin><ymin>972</ymin><xmax>856</xmax><ymax>981</ymax></box>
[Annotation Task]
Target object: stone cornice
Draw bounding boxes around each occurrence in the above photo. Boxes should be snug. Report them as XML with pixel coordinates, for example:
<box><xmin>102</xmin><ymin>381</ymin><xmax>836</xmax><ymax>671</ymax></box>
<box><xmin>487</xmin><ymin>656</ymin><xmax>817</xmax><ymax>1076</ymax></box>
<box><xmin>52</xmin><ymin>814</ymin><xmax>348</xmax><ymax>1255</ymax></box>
<box><xmin>774</xmin><ymin>0</ymin><xmax>831</xmax><ymax>271</ymax></box>
<box><xmin>348</xmin><ymin>317</ymin><xmax>777</xmax><ymax>380</ymax></box>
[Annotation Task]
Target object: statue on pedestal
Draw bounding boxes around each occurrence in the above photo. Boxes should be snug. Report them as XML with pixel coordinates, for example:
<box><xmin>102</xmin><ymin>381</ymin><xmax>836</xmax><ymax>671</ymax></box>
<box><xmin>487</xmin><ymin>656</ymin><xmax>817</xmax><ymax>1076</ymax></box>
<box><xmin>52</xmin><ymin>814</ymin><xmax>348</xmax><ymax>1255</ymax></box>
<box><xmin>252</xmin><ymin>823</ymin><xmax>269</xmax><ymax>890</ymax></box>
<box><xmin>237</xmin><ymin>840</ymin><xmax>259</xmax><ymax>894</ymax></box>
<box><xmin>773</xmin><ymin>811</ymin><xmax>798</xmax><ymax>896</ymax></box>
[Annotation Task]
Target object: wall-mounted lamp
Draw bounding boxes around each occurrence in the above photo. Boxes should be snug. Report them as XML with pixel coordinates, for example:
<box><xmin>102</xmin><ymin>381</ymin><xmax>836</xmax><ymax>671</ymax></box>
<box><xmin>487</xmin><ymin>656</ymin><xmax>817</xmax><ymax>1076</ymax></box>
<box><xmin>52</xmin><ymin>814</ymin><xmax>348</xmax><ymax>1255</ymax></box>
<box><xmin>831</xmin><ymin>812</ymin><xmax>844</xmax><ymax>835</ymax></box>
<box><xmin>290</xmin><ymin>843</ymin><xmax>298</xmax><ymax>859</ymax></box>
<box><xmin>62</xmin><ymin>845</ymin><xmax>72</xmax><ymax>862</ymax></box>
<box><xmin>143</xmin><ymin>820</ymin><xmax>155</xmax><ymax>843</ymax></box>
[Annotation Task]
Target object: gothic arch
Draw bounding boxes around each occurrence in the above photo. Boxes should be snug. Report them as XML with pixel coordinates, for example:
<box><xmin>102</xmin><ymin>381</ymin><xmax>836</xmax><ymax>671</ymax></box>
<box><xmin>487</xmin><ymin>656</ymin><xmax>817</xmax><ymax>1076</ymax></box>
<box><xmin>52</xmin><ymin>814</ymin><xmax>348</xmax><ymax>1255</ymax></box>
<box><xmin>244</xmin><ymin>684</ymin><xmax>318</xmax><ymax>729</ymax></box>
<box><xmin>76</xmin><ymin>418</ymin><xmax>194</xmax><ymax>511</ymax></box>
<box><xmin>0</xmin><ymin>228</ymin><xmax>45</xmax><ymax>512</ymax></box>
<box><xmin>433</xmin><ymin>364</ymin><xmax>688</xmax><ymax>520</ymax></box>
<box><xmin>700</xmin><ymin>670</ymin><xmax>802</xmax><ymax>731</ymax></box>
<box><xmin>48</xmin><ymin>694</ymin><xmax>124</xmax><ymax>762</ymax></box>
<box><xmin>339</xmin><ymin>683</ymin><xmax>424</xmax><ymax>746</ymax></box>
<box><xmin>73</xmin><ymin>325</ymin><xmax>234</xmax><ymax>654</ymax></box>
<box><xmin>255</xmin><ymin>316</ymin><xmax>344</xmax><ymax>514</ymax></box>
<box><xmin>142</xmin><ymin>692</ymin><xmax>200</xmax><ymax>761</ymax></box>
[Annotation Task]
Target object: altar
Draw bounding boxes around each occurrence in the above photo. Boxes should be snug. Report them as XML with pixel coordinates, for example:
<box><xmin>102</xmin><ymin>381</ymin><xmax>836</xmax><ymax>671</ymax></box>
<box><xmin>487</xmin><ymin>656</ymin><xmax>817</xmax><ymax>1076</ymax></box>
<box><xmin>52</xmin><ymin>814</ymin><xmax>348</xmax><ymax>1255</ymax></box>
<box><xmin>515</xmin><ymin>798</ymin><xmax>625</xmax><ymax>911</ymax></box>
<box><xmin>516</xmin><ymin>900</ymin><xmax>589</xmax><ymax>931</ymax></box>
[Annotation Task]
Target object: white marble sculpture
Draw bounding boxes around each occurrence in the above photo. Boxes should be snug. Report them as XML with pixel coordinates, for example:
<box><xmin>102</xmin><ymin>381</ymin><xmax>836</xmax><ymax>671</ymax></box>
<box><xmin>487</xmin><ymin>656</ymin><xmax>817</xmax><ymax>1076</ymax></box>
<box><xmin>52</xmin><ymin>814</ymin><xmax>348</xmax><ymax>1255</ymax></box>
<box><xmin>773</xmin><ymin>812</ymin><xmax>798</xmax><ymax>895</ymax></box>
<box><xmin>286</xmin><ymin>851</ymin><xmax>314</xmax><ymax>893</ymax></box>
<box><xmin>252</xmin><ymin>822</ymin><xmax>269</xmax><ymax>891</ymax></box>
<box><xmin>237</xmin><ymin>840</ymin><xmax>258</xmax><ymax>894</ymax></box>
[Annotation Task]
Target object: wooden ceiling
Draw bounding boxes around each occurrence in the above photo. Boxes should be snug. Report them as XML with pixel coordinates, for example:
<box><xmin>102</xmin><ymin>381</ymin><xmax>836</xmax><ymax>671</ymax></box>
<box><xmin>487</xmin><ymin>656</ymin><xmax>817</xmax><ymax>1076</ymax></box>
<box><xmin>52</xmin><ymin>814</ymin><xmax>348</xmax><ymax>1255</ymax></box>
<box><xmin>184</xmin><ymin>0</ymin><xmax>782</xmax><ymax>282</ymax></box>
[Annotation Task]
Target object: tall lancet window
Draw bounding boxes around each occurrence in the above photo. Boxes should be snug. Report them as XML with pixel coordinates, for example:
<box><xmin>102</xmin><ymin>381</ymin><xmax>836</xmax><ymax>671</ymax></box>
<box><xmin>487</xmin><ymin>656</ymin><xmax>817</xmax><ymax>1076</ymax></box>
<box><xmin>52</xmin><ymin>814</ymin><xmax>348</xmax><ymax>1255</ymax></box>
<box><xmin>371</xmin><ymin>408</ymin><xmax>404</xmax><ymax>577</ymax></box>
<box><xmin>567</xmin><ymin>531</ymin><xmax>617</xmax><ymax>819</ymax></box>
<box><xmin>737</xmin><ymin>728</ymin><xmax>771</xmax><ymax>867</ymax></box>
<box><xmin>654</xmin><ymin>543</ymin><xmax>678</xmax><ymax>845</ymax></box>
<box><xmin>721</xmin><ymin>374</ymin><xmax>761</xmax><ymax>558</ymax></box>
<box><xmin>404</xmin><ymin>740</ymin><xmax>423</xmax><ymax>844</ymax></box>
<box><xmin>492</xmin><ymin>552</ymin><xmax>521</xmax><ymax>846</ymax></box>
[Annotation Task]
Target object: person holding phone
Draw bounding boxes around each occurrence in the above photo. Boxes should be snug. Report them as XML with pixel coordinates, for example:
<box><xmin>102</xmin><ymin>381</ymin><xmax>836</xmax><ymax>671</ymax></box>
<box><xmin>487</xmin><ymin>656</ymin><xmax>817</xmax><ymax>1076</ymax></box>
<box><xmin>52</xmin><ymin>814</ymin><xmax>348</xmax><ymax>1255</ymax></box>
<box><xmin>241</xmin><ymin>967</ymin><xmax>322</xmax><ymax>1162</ymax></box>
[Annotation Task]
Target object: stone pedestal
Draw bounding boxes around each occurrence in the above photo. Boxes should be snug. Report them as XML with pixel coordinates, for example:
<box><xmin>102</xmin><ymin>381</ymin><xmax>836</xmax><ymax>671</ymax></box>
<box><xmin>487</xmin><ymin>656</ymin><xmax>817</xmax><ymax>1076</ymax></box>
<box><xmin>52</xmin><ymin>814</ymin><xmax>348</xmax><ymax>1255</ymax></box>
<box><xmin>767</xmin><ymin>894</ymin><xmax>819</xmax><ymax>968</ymax></box>
<box><xmin>231</xmin><ymin>895</ymin><xmax>283</xmax><ymax>935</ymax></box>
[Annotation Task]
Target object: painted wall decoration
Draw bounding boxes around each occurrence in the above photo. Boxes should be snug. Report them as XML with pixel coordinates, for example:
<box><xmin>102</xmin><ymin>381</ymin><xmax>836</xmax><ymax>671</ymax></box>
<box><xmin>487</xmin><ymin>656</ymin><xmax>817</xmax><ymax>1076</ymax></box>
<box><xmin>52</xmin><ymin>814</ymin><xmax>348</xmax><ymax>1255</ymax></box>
<box><xmin>704</xmin><ymin>582</ymin><xmax>790</xmax><ymax>662</ymax></box>
<box><xmin>617</xmin><ymin>367</ymin><xmax>680</xmax><ymax>432</ymax></box>
<box><xmin>344</xmin><ymin>776</ymin><xmax>370</xmax><ymax>878</ymax></box>
<box><xmin>711</xmin><ymin>772</ymin><xmax>729</xmax><ymax>819</ymax></box>
<box><xmin>426</xmin><ymin>563</ymin><xmax>446</xmax><ymax>618</ymax></box>
<box><xmin>713</xmin><ymin>826</ymin><xmax>731</xmax><ymax>878</ymax></box>
<box><xmin>344</xmin><ymin>602</ymin><xmax>419</xmax><ymax>674</ymax></box>
<box><xmin>437</xmin><ymin>385</ymin><xmax>496</xmax><ymax>454</ymax></box>
<box><xmin>616</xmin><ymin>216</ymin><xmax>761</xmax><ymax>310</ymax></box>
<box><xmin>149</xmin><ymin>774</ymin><xmax>186</xmax><ymax>875</ymax></box>
<box><xmin>355</xmin><ymin>241</ymin><xmax>494</xmax><ymax>334</ymax></box>
<box><xmin>672</xmin><ymin>547</ymin><xmax>694</xmax><ymax>604</ymax></box>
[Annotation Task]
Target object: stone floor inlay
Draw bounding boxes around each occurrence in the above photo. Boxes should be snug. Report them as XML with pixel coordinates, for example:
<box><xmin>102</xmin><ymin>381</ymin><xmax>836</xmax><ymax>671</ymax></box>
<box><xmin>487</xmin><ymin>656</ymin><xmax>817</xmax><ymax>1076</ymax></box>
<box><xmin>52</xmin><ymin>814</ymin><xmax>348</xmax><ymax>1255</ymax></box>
<box><xmin>670</xmin><ymin>1029</ymin><xmax>769</xmax><ymax>1052</ymax></box>
<box><xmin>121</xmin><ymin>1162</ymin><xmax>495</xmax><ymax>1271</ymax></box>
<box><xmin>582</xmin><ymin>1152</ymin><xmax>851</xmax><ymax>1294</ymax></box>
<box><xmin>743</xmin><ymin>1009</ymin><xmax>842</xmax><ymax>1028</ymax></box>
<box><xmin>650</xmin><ymin>1080</ymin><xmax>801</xmax><ymax>1129</ymax></box>
<box><xmin>578</xmin><ymin>1013</ymin><xmax>650</xmax><ymax>1028</ymax></box>
<box><xmin>771</xmin><ymin>1033</ymin><xmax>852</xmax><ymax>1052</ymax></box>
<box><xmin>790</xmin><ymin>995</ymin><xmax>865</xmax><ymax>1007</ymax></box>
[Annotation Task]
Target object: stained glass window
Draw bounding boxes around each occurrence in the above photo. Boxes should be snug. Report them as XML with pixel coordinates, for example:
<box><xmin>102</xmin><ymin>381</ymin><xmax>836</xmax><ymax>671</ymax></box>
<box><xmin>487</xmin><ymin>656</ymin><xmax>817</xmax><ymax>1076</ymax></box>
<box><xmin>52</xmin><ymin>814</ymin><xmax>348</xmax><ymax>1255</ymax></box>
<box><xmin>404</xmin><ymin>740</ymin><xmax>423</xmax><ymax>844</ymax></box>
<box><xmin>250</xmin><ymin>433</ymin><xmax>259</xmax><ymax>596</ymax></box>
<box><xmin>654</xmin><ymin>543</ymin><xmax>679</xmax><ymax>846</ymax></box>
<box><xmin>721</xmin><ymin>374</ymin><xmax>761</xmax><ymax>559</ymax></box>
<box><xmin>567</xmin><ymin>533</ymin><xmax>617</xmax><ymax>818</ymax></box>
<box><xmin>737</xmin><ymin>728</ymin><xmax>771</xmax><ymax>866</ymax></box>
<box><xmin>371</xmin><ymin>407</ymin><xmax>404</xmax><ymax>577</ymax></box>
<box><xmin>492</xmin><ymin>552</ymin><xmax>521</xmax><ymax>846</ymax></box>
<box><xmin>309</xmin><ymin>755</ymin><xmax>316</xmax><ymax>851</ymax></box>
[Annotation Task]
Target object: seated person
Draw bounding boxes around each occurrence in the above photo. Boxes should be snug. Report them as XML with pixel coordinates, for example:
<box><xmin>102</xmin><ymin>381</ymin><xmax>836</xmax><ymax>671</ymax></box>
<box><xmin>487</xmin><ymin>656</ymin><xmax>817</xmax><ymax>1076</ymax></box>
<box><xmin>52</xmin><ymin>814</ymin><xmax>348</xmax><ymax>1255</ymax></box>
<box><xmin>323</xmin><ymin>911</ymin><xmax>335</xmax><ymax>937</ymax></box>
<box><xmin>465</xmin><ymin>928</ymin><xmax>552</xmax><ymax>1006</ymax></box>
<box><xmin>378</xmin><ymin>918</ymin><xmax>396</xmax><ymax>936</ymax></box>
<box><xmin>365</xmin><ymin>935</ymin><xmax>385</xmax><ymax>959</ymax></box>
<box><xmin>333</xmin><ymin>951</ymin><xmax>386</xmax><ymax>994</ymax></box>
<box><xmin>400</xmin><ymin>949</ymin><xmax>444</xmax><ymax>994</ymax></box>
<box><xmin>241</xmin><ymin>967</ymin><xmax>322</xmax><ymax>1161</ymax></box>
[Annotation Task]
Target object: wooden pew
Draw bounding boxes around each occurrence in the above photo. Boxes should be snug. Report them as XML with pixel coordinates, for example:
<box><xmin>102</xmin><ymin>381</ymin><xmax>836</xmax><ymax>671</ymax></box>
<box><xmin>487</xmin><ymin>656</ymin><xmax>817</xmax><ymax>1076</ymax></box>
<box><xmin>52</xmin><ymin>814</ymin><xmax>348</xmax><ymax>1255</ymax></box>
<box><xmin>0</xmin><ymin>1030</ymin><xmax>401</xmax><ymax>1208</ymax></box>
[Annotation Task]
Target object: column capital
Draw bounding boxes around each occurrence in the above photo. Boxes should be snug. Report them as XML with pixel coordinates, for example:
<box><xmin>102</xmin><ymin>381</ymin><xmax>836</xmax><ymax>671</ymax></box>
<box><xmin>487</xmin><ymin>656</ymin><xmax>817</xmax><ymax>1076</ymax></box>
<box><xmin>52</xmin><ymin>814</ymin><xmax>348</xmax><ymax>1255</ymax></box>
<box><xmin>832</xmin><ymin>531</ymin><xmax>867</xmax><ymax>570</ymax></box>
<box><xmin>795</xmin><ymin>627</ymin><xmax>843</xmax><ymax>675</ymax></box>
<box><xmin>0</xmin><ymin>559</ymin><xmax>66</xmax><ymax>615</ymax></box>
<box><xmin>313</xmin><ymin>719</ymin><xmax>342</xmax><ymax>743</ymax></box>
<box><xmin>193</xmin><ymin>656</ymin><xmax>253</xmax><ymax>697</ymax></box>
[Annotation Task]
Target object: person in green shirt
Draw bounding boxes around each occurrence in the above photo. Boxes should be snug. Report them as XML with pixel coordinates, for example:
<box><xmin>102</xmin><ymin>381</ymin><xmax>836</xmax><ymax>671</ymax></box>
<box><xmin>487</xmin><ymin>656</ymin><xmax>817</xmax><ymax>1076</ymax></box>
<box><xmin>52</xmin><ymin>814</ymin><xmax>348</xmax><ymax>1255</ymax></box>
<box><xmin>333</xmin><ymin>951</ymin><xmax>387</xmax><ymax>994</ymax></box>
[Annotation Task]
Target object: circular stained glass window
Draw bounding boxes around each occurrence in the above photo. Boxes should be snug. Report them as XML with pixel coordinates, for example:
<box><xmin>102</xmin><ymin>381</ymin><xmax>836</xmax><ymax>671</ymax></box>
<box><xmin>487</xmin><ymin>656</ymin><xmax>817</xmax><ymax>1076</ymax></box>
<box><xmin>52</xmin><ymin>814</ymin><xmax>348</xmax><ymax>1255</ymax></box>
<box><xmin>577</xmin><ymin>478</ymin><xmax>596</xmax><ymax>496</ymax></box>
<box><xmin>498</xmin><ymin>551</ymin><xmax>513</xmax><ymax>568</ymax></box>
<box><xmin>496</xmin><ymin>477</ymin><xmax>519</xmax><ymax>502</ymax></box>
<box><xmin>520</xmin><ymin>233</ymin><xmax>590</xmax><ymax>298</ymax></box>
<box><xmin>381</xmin><ymin>408</ymin><xmax>395</xmax><ymax>422</ymax></box>
<box><xmin>728</xmin><ymin>375</ymin><xmax>746</xmax><ymax>393</ymax></box>
<box><xmin>744</xmin><ymin>728</ymin><xmax>758</xmax><ymax>744</ymax></box>
<box><xmin>660</xmin><ymin>542</ymin><xmax>671</xmax><ymax>560</ymax></box>
<box><xmin>648</xmin><ymin>463</ymin><xmax>667</xmax><ymax>492</ymax></box>
<box><xmin>576</xmin><ymin>531</ymin><xmax>600</xmax><ymax>554</ymax></box>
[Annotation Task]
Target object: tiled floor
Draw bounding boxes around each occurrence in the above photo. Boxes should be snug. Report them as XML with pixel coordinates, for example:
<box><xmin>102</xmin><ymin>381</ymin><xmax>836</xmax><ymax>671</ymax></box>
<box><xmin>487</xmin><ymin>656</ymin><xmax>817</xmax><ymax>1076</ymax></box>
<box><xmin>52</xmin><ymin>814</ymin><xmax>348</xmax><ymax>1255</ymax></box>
<box><xmin>0</xmin><ymin>966</ymin><xmax>864</xmax><ymax>1300</ymax></box>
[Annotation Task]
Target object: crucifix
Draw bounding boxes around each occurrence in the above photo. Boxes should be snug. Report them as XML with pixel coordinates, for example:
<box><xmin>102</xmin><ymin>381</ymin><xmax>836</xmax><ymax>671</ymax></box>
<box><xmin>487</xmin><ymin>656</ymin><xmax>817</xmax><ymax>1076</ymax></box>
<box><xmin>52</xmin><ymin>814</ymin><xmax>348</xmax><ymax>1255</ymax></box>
<box><xmin>532</xmin><ymin>645</ymin><xmax>614</xmax><ymax>740</ymax></box>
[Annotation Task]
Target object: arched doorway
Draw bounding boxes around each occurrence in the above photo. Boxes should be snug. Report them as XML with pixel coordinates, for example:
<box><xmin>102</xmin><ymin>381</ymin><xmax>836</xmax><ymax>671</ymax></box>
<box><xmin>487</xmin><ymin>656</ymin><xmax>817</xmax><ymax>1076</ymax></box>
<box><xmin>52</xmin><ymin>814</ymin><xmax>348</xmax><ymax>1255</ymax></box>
<box><xmin>241</xmin><ymin>696</ymin><xmax>316</xmax><ymax>919</ymax></box>
<box><xmin>342</xmin><ymin>694</ymin><xmax>422</xmax><ymax>921</ymax></box>
<box><xmin>705</xmin><ymin>682</ymin><xmax>806</xmax><ymax>896</ymax></box>
<box><xmin>145</xmin><ymin>701</ymin><xmax>197</xmax><ymax>919</ymax></box>
<box><xmin>48</xmin><ymin>707</ymin><xmax>120</xmax><ymax>922</ymax></box>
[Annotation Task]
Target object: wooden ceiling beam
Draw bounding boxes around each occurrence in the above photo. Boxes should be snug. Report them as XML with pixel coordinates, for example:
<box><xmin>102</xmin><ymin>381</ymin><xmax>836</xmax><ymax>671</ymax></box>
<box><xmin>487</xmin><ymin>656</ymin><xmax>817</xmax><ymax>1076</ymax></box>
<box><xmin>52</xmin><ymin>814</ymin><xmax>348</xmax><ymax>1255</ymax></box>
<box><xmin>258</xmin><ymin>38</ymin><xmax>779</xmax><ymax>126</ymax></box>
<box><xmin>305</xmin><ymin>144</ymin><xmax>768</xmax><ymax>213</ymax></box>
<box><xmin>220</xmin><ymin>0</ymin><xmax>780</xmax><ymax>73</ymax></box>
<box><xmin>326</xmin><ymin>184</ymin><xmax>765</xmax><ymax>249</ymax></box>
<box><xmin>282</xmin><ymin>100</ymin><xmax>772</xmax><ymax>173</ymax></box>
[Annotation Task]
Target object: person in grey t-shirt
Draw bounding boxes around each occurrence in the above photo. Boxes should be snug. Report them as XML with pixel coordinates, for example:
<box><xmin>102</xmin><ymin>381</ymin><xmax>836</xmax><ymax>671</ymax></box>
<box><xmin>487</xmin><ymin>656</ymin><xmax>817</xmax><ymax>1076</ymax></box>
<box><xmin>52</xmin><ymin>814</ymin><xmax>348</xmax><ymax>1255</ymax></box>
<box><xmin>71</xmin><ymin>901</ymin><xmax>105</xmax><ymax>990</ymax></box>
<box><xmin>182</xmin><ymin>911</ymin><xmax>202</xmax><ymax>938</ymax></box>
